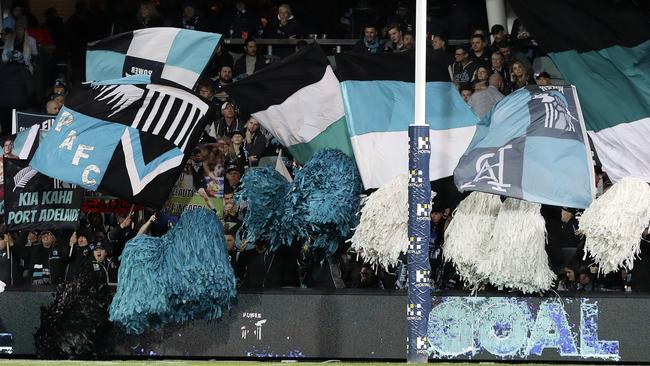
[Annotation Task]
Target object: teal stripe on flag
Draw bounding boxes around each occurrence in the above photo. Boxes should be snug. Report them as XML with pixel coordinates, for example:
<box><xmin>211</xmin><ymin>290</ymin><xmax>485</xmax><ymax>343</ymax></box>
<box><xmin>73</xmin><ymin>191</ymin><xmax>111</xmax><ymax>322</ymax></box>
<box><xmin>86</xmin><ymin>50</ymin><xmax>126</xmax><ymax>82</ymax></box>
<box><xmin>340</xmin><ymin>80</ymin><xmax>478</xmax><ymax>137</ymax></box>
<box><xmin>166</xmin><ymin>30</ymin><xmax>221</xmax><ymax>74</ymax></box>
<box><xmin>287</xmin><ymin>116</ymin><xmax>353</xmax><ymax>164</ymax></box>
<box><xmin>550</xmin><ymin>39</ymin><xmax>650</xmax><ymax>132</ymax></box>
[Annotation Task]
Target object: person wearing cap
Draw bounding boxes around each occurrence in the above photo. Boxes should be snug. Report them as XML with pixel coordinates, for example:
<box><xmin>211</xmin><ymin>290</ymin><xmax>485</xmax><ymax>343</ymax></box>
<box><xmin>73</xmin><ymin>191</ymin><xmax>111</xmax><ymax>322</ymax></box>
<box><xmin>28</xmin><ymin>230</ymin><xmax>66</xmax><ymax>286</ymax></box>
<box><xmin>227</xmin><ymin>129</ymin><xmax>249</xmax><ymax>172</ymax></box>
<box><xmin>535</xmin><ymin>71</ymin><xmax>552</xmax><ymax>86</ymax></box>
<box><xmin>64</xmin><ymin>230</ymin><xmax>94</xmax><ymax>282</ymax></box>
<box><xmin>90</xmin><ymin>241</ymin><xmax>118</xmax><ymax>285</ymax></box>
<box><xmin>52</xmin><ymin>78</ymin><xmax>67</xmax><ymax>95</ymax></box>
<box><xmin>224</xmin><ymin>164</ymin><xmax>242</xmax><ymax>192</ymax></box>
<box><xmin>212</xmin><ymin>102</ymin><xmax>244</xmax><ymax>138</ymax></box>
<box><xmin>489</xmin><ymin>24</ymin><xmax>509</xmax><ymax>52</ymax></box>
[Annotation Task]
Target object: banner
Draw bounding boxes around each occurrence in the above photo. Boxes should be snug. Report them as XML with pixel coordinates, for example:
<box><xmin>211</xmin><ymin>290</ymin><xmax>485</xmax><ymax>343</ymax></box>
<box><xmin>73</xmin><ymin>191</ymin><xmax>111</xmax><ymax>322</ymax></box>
<box><xmin>167</xmin><ymin>172</ymin><xmax>223</xmax><ymax>217</ymax></box>
<box><xmin>81</xmin><ymin>198</ymin><xmax>143</xmax><ymax>214</ymax></box>
<box><xmin>4</xmin><ymin>159</ymin><xmax>83</xmax><ymax>231</ymax></box>
<box><xmin>12</xmin><ymin>110</ymin><xmax>55</xmax><ymax>134</ymax></box>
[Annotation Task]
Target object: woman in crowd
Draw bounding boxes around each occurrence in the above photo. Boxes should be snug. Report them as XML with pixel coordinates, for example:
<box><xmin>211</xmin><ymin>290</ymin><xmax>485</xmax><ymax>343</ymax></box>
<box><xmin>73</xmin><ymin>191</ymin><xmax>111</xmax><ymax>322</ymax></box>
<box><xmin>473</xmin><ymin>65</ymin><xmax>491</xmax><ymax>84</ymax></box>
<box><xmin>226</xmin><ymin>130</ymin><xmax>249</xmax><ymax>172</ymax></box>
<box><xmin>508</xmin><ymin>60</ymin><xmax>533</xmax><ymax>94</ymax></box>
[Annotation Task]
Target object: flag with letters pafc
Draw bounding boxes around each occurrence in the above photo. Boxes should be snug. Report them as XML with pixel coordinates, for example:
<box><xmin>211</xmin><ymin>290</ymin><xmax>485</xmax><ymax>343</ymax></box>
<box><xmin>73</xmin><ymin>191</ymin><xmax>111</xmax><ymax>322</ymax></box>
<box><xmin>29</xmin><ymin>75</ymin><xmax>211</xmax><ymax>208</ymax></box>
<box><xmin>511</xmin><ymin>0</ymin><xmax>650</xmax><ymax>183</ymax></box>
<box><xmin>86</xmin><ymin>28</ymin><xmax>221</xmax><ymax>89</ymax></box>
<box><xmin>454</xmin><ymin>85</ymin><xmax>595</xmax><ymax>209</ymax></box>
<box><xmin>4</xmin><ymin>158</ymin><xmax>83</xmax><ymax>231</ymax></box>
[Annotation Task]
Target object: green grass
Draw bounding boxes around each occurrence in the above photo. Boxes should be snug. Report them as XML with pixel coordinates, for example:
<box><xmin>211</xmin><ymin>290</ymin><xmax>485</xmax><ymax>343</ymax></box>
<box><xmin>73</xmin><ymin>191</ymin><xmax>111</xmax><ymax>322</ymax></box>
<box><xmin>0</xmin><ymin>362</ymin><xmax>569</xmax><ymax>366</ymax></box>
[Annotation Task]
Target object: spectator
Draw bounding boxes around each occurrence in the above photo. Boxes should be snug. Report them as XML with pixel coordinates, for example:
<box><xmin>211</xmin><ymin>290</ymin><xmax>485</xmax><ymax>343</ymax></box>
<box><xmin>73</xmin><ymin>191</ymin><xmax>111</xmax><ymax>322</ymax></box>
<box><xmin>351</xmin><ymin>24</ymin><xmax>382</xmax><ymax>54</ymax></box>
<box><xmin>244</xmin><ymin>117</ymin><xmax>267</xmax><ymax>167</ymax></box>
<box><xmin>224</xmin><ymin>1</ymin><xmax>259</xmax><ymax>39</ymax></box>
<box><xmin>557</xmin><ymin>265</ymin><xmax>578</xmax><ymax>291</ymax></box>
<box><xmin>28</xmin><ymin>230</ymin><xmax>65</xmax><ymax>286</ymax></box>
<box><xmin>3</xmin><ymin>138</ymin><xmax>18</xmax><ymax>158</ymax></box>
<box><xmin>49</xmin><ymin>92</ymin><xmax>65</xmax><ymax>108</ymax></box>
<box><xmin>468</xmin><ymin>33</ymin><xmax>490</xmax><ymax>66</ymax></box>
<box><xmin>402</xmin><ymin>32</ymin><xmax>415</xmax><ymax>50</ymax></box>
<box><xmin>577</xmin><ymin>266</ymin><xmax>594</xmax><ymax>292</ymax></box>
<box><xmin>508</xmin><ymin>60</ymin><xmax>534</xmax><ymax>93</ymax></box>
<box><xmin>2</xmin><ymin>19</ymin><xmax>38</xmax><ymax>74</ymax></box>
<box><xmin>64</xmin><ymin>230</ymin><xmax>93</xmax><ymax>282</ymax></box>
<box><xmin>472</xmin><ymin>65</ymin><xmax>490</xmax><ymax>84</ymax></box>
<box><xmin>0</xmin><ymin>236</ymin><xmax>18</xmax><ymax>286</ymax></box>
<box><xmin>489</xmin><ymin>24</ymin><xmax>508</xmax><ymax>52</ymax></box>
<box><xmin>213</xmin><ymin>64</ymin><xmax>233</xmax><ymax>103</ymax></box>
<box><xmin>198</xmin><ymin>80</ymin><xmax>215</xmax><ymax>100</ymax></box>
<box><xmin>459</xmin><ymin>84</ymin><xmax>473</xmax><ymax>103</ymax></box>
<box><xmin>489</xmin><ymin>51</ymin><xmax>510</xmax><ymax>94</ymax></box>
<box><xmin>107</xmin><ymin>211</ymin><xmax>136</xmax><ymax>260</ymax></box>
<box><xmin>136</xmin><ymin>0</ymin><xmax>163</xmax><ymax>29</ymax></box>
<box><xmin>357</xmin><ymin>264</ymin><xmax>383</xmax><ymax>289</ymax></box>
<box><xmin>207</xmin><ymin>43</ymin><xmax>234</xmax><ymax>78</ymax></box>
<box><xmin>384</xmin><ymin>24</ymin><xmax>407</xmax><ymax>53</ymax></box>
<box><xmin>469</xmin><ymin>73</ymin><xmax>504</xmax><ymax>118</ymax></box>
<box><xmin>497</xmin><ymin>40</ymin><xmax>532</xmax><ymax>77</ymax></box>
<box><xmin>510</xmin><ymin>18</ymin><xmax>538</xmax><ymax>61</ymax></box>
<box><xmin>233</xmin><ymin>38</ymin><xmax>266</xmax><ymax>78</ymax></box>
<box><xmin>212</xmin><ymin>101</ymin><xmax>244</xmax><ymax>138</ymax></box>
<box><xmin>224</xmin><ymin>231</ymin><xmax>239</xmax><ymax>272</ymax></box>
<box><xmin>52</xmin><ymin>78</ymin><xmax>67</xmax><ymax>95</ymax></box>
<box><xmin>227</xmin><ymin>130</ymin><xmax>249</xmax><ymax>171</ymax></box>
<box><xmin>237</xmin><ymin>240</ymin><xmax>299</xmax><ymax>288</ymax></box>
<box><xmin>448</xmin><ymin>46</ymin><xmax>477</xmax><ymax>86</ymax></box>
<box><xmin>2</xmin><ymin>1</ymin><xmax>24</xmax><ymax>33</ymax></box>
<box><xmin>180</xmin><ymin>2</ymin><xmax>205</xmax><ymax>31</ymax></box>
<box><xmin>90</xmin><ymin>241</ymin><xmax>118</xmax><ymax>285</ymax></box>
<box><xmin>266</xmin><ymin>4</ymin><xmax>300</xmax><ymax>39</ymax></box>
<box><xmin>535</xmin><ymin>71</ymin><xmax>552</xmax><ymax>86</ymax></box>
<box><xmin>431</xmin><ymin>34</ymin><xmax>453</xmax><ymax>65</ymax></box>
<box><xmin>385</xmin><ymin>2</ymin><xmax>414</xmax><ymax>34</ymax></box>
<box><xmin>224</xmin><ymin>164</ymin><xmax>242</xmax><ymax>192</ymax></box>
<box><xmin>223</xmin><ymin>201</ymin><xmax>242</xmax><ymax>232</ymax></box>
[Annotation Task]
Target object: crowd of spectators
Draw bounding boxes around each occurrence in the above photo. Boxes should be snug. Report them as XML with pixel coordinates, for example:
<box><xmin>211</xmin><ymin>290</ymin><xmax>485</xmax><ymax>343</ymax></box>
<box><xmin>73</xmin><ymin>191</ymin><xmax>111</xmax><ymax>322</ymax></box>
<box><xmin>1</xmin><ymin>0</ymin><xmax>649</xmax><ymax>294</ymax></box>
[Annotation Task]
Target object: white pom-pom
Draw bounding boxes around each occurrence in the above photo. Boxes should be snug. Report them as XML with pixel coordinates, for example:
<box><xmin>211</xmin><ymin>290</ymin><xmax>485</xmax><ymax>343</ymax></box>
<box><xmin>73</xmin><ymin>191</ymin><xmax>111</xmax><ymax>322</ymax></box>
<box><xmin>579</xmin><ymin>177</ymin><xmax>650</xmax><ymax>274</ymax></box>
<box><xmin>476</xmin><ymin>198</ymin><xmax>555</xmax><ymax>294</ymax></box>
<box><xmin>443</xmin><ymin>191</ymin><xmax>502</xmax><ymax>289</ymax></box>
<box><xmin>0</xmin><ymin>280</ymin><xmax>5</xmax><ymax>293</ymax></box>
<box><xmin>349</xmin><ymin>174</ymin><xmax>410</xmax><ymax>269</ymax></box>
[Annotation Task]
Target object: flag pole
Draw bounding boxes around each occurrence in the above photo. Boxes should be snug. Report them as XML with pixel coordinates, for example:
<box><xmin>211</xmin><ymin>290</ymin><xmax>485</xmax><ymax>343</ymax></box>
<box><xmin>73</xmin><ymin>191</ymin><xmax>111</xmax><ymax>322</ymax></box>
<box><xmin>406</xmin><ymin>0</ymin><xmax>431</xmax><ymax>362</ymax></box>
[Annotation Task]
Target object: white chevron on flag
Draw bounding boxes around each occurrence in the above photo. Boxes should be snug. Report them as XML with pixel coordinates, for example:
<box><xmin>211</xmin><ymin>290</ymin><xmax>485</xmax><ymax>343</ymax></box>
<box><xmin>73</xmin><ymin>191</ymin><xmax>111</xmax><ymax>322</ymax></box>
<box><xmin>121</xmin><ymin>129</ymin><xmax>184</xmax><ymax>195</ymax></box>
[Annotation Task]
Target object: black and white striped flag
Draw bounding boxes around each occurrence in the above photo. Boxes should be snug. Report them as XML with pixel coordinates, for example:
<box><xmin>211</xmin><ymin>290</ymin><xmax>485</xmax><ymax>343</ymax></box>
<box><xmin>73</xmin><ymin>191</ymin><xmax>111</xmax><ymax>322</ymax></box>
<box><xmin>31</xmin><ymin>76</ymin><xmax>212</xmax><ymax>208</ymax></box>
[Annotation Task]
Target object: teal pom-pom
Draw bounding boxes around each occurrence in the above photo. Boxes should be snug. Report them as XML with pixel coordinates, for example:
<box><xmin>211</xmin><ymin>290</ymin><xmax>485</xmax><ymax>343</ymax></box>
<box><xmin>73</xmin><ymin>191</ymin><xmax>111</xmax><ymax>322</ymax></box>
<box><xmin>235</xmin><ymin>167</ymin><xmax>290</xmax><ymax>251</ymax></box>
<box><xmin>285</xmin><ymin>149</ymin><xmax>362</xmax><ymax>254</ymax></box>
<box><xmin>109</xmin><ymin>208</ymin><xmax>236</xmax><ymax>334</ymax></box>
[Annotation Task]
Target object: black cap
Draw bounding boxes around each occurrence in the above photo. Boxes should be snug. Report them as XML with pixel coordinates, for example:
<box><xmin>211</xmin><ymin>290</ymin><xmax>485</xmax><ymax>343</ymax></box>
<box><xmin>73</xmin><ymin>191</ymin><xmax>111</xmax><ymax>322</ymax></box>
<box><xmin>225</xmin><ymin>164</ymin><xmax>239</xmax><ymax>174</ymax></box>
<box><xmin>490</xmin><ymin>24</ymin><xmax>505</xmax><ymax>34</ymax></box>
<box><xmin>92</xmin><ymin>241</ymin><xmax>106</xmax><ymax>250</ymax></box>
<box><xmin>536</xmin><ymin>71</ymin><xmax>551</xmax><ymax>79</ymax></box>
<box><xmin>229</xmin><ymin>130</ymin><xmax>244</xmax><ymax>138</ymax></box>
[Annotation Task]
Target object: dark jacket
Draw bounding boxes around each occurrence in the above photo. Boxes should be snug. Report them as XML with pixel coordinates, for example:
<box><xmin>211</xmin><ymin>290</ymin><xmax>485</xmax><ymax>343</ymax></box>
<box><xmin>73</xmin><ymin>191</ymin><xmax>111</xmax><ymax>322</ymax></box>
<box><xmin>233</xmin><ymin>54</ymin><xmax>266</xmax><ymax>78</ymax></box>
<box><xmin>64</xmin><ymin>245</ymin><xmax>93</xmax><ymax>282</ymax></box>
<box><xmin>215</xmin><ymin>117</ymin><xmax>245</xmax><ymax>138</ymax></box>
<box><xmin>244</xmin><ymin>130</ymin><xmax>267</xmax><ymax>163</ymax></box>
<box><xmin>265</xmin><ymin>17</ymin><xmax>300</xmax><ymax>38</ymax></box>
<box><xmin>237</xmin><ymin>245</ymin><xmax>299</xmax><ymax>288</ymax></box>
<box><xmin>29</xmin><ymin>242</ymin><xmax>66</xmax><ymax>286</ymax></box>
